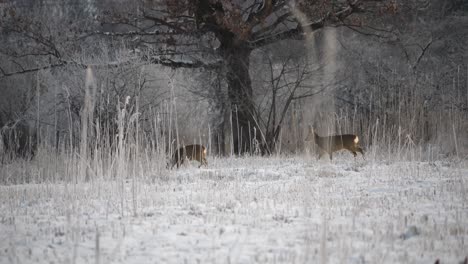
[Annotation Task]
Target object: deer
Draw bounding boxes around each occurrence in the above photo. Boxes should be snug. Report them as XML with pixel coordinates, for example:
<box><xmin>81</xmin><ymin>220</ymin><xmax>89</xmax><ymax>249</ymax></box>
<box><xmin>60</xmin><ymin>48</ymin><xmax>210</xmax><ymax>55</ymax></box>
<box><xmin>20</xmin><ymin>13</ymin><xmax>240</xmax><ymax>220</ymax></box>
<box><xmin>305</xmin><ymin>125</ymin><xmax>364</xmax><ymax>160</ymax></box>
<box><xmin>168</xmin><ymin>144</ymin><xmax>208</xmax><ymax>169</ymax></box>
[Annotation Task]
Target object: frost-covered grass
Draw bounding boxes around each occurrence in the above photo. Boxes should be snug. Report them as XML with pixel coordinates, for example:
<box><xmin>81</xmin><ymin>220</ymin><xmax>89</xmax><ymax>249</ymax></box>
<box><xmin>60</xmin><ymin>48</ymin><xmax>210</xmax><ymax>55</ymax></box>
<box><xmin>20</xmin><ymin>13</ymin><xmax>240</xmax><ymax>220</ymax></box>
<box><xmin>1</xmin><ymin>155</ymin><xmax>467</xmax><ymax>264</ymax></box>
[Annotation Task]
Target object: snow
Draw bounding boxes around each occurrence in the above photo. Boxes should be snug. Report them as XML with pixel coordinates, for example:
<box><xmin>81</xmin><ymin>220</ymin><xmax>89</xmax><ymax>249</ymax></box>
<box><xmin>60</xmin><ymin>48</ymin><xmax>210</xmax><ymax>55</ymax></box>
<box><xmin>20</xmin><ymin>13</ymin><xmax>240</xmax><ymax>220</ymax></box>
<box><xmin>1</xmin><ymin>155</ymin><xmax>467</xmax><ymax>263</ymax></box>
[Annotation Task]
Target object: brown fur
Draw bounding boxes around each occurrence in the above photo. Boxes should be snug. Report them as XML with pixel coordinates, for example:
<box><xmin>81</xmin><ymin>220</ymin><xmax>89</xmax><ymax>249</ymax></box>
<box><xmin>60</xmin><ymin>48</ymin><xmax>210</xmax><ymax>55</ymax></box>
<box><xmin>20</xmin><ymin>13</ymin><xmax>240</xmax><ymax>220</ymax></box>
<box><xmin>305</xmin><ymin>126</ymin><xmax>364</xmax><ymax>160</ymax></box>
<box><xmin>169</xmin><ymin>144</ymin><xmax>208</xmax><ymax>169</ymax></box>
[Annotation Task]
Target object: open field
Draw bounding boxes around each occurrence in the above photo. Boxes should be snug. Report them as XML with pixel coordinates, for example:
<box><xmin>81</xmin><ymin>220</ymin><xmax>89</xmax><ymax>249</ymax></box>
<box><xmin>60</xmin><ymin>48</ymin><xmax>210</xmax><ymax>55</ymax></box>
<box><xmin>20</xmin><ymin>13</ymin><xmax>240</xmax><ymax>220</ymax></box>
<box><xmin>1</xmin><ymin>155</ymin><xmax>467</xmax><ymax>264</ymax></box>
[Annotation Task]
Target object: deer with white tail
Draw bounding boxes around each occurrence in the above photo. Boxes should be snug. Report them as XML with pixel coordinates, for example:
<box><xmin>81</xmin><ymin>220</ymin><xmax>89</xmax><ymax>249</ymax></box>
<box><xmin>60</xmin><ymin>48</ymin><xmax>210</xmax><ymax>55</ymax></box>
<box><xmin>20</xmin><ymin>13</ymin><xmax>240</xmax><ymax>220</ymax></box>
<box><xmin>305</xmin><ymin>125</ymin><xmax>365</xmax><ymax>160</ymax></box>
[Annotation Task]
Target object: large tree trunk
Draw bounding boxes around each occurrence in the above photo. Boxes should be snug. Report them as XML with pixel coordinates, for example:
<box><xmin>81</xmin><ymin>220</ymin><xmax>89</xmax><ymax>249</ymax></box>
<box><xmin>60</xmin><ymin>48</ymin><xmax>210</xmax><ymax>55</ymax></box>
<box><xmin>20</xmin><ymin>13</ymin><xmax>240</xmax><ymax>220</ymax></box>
<box><xmin>221</xmin><ymin>45</ymin><xmax>260</xmax><ymax>154</ymax></box>
<box><xmin>210</xmin><ymin>101</ymin><xmax>227</xmax><ymax>156</ymax></box>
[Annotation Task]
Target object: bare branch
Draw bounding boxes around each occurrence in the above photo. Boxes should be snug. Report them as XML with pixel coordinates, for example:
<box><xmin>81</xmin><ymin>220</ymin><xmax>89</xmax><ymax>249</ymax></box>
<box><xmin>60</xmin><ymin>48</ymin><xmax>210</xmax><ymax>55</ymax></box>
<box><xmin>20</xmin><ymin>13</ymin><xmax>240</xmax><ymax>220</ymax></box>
<box><xmin>0</xmin><ymin>59</ymin><xmax>136</xmax><ymax>78</ymax></box>
<box><xmin>0</xmin><ymin>62</ymin><xmax>67</xmax><ymax>78</ymax></box>
<box><xmin>143</xmin><ymin>11</ymin><xmax>190</xmax><ymax>33</ymax></box>
<box><xmin>250</xmin><ymin>0</ymin><xmax>361</xmax><ymax>48</ymax></box>
<box><xmin>413</xmin><ymin>38</ymin><xmax>434</xmax><ymax>71</ymax></box>
<box><xmin>246</xmin><ymin>0</ymin><xmax>274</xmax><ymax>25</ymax></box>
<box><xmin>145</xmin><ymin>56</ymin><xmax>222</xmax><ymax>70</ymax></box>
<box><xmin>252</xmin><ymin>11</ymin><xmax>292</xmax><ymax>38</ymax></box>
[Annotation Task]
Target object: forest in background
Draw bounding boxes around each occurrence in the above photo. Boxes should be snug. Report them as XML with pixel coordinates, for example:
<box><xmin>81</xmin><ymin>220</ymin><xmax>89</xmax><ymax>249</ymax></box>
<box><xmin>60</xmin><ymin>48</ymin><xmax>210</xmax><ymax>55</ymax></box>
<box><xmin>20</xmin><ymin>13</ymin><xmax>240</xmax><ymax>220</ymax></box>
<box><xmin>1</xmin><ymin>3</ymin><xmax>468</xmax><ymax>263</ymax></box>
<box><xmin>0</xmin><ymin>0</ymin><xmax>467</xmax><ymax>183</ymax></box>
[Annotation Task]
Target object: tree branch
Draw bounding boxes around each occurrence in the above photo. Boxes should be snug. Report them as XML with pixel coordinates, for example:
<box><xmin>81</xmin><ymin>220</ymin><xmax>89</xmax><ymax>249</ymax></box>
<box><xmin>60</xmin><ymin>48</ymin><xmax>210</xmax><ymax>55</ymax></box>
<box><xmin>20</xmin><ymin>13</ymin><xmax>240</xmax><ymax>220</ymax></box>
<box><xmin>252</xmin><ymin>11</ymin><xmax>292</xmax><ymax>38</ymax></box>
<box><xmin>145</xmin><ymin>56</ymin><xmax>222</xmax><ymax>70</ymax></box>
<box><xmin>0</xmin><ymin>59</ymin><xmax>136</xmax><ymax>78</ymax></box>
<box><xmin>249</xmin><ymin>0</ymin><xmax>361</xmax><ymax>48</ymax></box>
<box><xmin>142</xmin><ymin>11</ymin><xmax>190</xmax><ymax>33</ymax></box>
<box><xmin>0</xmin><ymin>62</ymin><xmax>68</xmax><ymax>78</ymax></box>
<box><xmin>246</xmin><ymin>0</ymin><xmax>274</xmax><ymax>25</ymax></box>
<box><xmin>412</xmin><ymin>38</ymin><xmax>434</xmax><ymax>71</ymax></box>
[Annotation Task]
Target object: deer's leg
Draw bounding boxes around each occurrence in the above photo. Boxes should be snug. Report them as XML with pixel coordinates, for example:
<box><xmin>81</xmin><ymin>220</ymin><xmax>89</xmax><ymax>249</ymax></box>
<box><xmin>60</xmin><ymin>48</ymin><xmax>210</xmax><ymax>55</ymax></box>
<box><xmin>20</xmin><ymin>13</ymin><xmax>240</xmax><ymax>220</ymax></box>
<box><xmin>317</xmin><ymin>149</ymin><xmax>323</xmax><ymax>160</ymax></box>
<box><xmin>357</xmin><ymin>147</ymin><xmax>365</xmax><ymax>160</ymax></box>
<box><xmin>329</xmin><ymin>152</ymin><xmax>333</xmax><ymax>160</ymax></box>
<box><xmin>357</xmin><ymin>147</ymin><xmax>364</xmax><ymax>155</ymax></box>
<box><xmin>198</xmin><ymin>159</ymin><xmax>206</xmax><ymax>168</ymax></box>
<box><xmin>169</xmin><ymin>158</ymin><xmax>176</xmax><ymax>169</ymax></box>
<box><xmin>347</xmin><ymin>148</ymin><xmax>357</xmax><ymax>157</ymax></box>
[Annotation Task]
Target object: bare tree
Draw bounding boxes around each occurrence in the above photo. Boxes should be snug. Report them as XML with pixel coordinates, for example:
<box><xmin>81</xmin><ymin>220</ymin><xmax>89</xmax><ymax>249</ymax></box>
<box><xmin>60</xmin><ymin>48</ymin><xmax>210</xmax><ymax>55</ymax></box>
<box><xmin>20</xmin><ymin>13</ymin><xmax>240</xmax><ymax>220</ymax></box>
<box><xmin>251</xmin><ymin>49</ymin><xmax>327</xmax><ymax>154</ymax></box>
<box><xmin>1</xmin><ymin>0</ymin><xmax>394</xmax><ymax>154</ymax></box>
<box><xmin>97</xmin><ymin>0</ymin><xmax>379</xmax><ymax>154</ymax></box>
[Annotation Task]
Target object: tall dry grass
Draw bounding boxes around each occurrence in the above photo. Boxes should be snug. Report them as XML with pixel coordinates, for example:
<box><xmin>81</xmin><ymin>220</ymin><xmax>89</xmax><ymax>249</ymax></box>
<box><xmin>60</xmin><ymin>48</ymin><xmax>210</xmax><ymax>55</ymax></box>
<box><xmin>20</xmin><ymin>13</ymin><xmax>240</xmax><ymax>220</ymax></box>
<box><xmin>1</xmin><ymin>64</ymin><xmax>467</xmax><ymax>186</ymax></box>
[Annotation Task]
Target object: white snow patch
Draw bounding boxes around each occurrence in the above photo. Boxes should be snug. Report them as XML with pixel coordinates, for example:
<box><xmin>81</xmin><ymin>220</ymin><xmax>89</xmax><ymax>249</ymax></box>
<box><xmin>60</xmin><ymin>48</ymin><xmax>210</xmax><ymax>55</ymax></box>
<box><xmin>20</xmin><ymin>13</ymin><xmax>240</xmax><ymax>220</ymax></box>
<box><xmin>1</xmin><ymin>156</ymin><xmax>467</xmax><ymax>263</ymax></box>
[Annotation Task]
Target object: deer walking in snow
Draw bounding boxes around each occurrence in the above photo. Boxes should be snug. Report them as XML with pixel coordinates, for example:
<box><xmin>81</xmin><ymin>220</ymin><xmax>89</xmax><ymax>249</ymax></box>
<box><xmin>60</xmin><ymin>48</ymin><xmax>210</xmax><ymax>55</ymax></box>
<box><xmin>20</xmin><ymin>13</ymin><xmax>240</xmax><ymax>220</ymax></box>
<box><xmin>305</xmin><ymin>126</ymin><xmax>364</xmax><ymax>160</ymax></box>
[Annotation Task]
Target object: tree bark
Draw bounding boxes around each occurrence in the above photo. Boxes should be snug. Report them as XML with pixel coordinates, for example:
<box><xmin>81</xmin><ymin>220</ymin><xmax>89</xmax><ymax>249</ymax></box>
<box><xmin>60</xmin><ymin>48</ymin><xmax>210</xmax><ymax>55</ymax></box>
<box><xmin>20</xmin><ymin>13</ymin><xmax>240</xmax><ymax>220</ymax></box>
<box><xmin>210</xmin><ymin>101</ymin><xmax>227</xmax><ymax>156</ymax></box>
<box><xmin>221</xmin><ymin>44</ymin><xmax>260</xmax><ymax>154</ymax></box>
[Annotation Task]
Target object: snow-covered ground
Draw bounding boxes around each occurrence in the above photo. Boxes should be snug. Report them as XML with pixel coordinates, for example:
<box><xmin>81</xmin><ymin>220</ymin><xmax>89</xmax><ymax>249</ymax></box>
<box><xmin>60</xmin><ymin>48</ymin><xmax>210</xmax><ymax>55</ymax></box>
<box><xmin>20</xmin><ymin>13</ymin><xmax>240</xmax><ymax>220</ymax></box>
<box><xmin>1</xmin><ymin>155</ymin><xmax>467</xmax><ymax>264</ymax></box>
